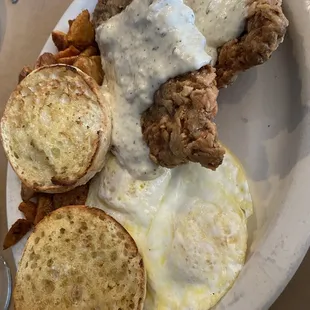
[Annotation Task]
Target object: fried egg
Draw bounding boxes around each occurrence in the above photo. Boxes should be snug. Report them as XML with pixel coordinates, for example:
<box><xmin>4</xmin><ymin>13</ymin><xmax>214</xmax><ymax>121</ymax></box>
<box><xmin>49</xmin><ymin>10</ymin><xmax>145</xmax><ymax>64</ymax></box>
<box><xmin>86</xmin><ymin>149</ymin><xmax>252</xmax><ymax>309</ymax></box>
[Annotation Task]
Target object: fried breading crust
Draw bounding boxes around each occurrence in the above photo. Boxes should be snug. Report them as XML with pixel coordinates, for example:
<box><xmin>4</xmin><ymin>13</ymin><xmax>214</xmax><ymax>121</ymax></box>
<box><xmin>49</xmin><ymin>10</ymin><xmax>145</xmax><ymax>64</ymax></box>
<box><xmin>93</xmin><ymin>0</ymin><xmax>225</xmax><ymax>170</ymax></box>
<box><xmin>92</xmin><ymin>0</ymin><xmax>133</xmax><ymax>29</ymax></box>
<box><xmin>216</xmin><ymin>0</ymin><xmax>289</xmax><ymax>88</ymax></box>
<box><xmin>141</xmin><ymin>66</ymin><xmax>225</xmax><ymax>170</ymax></box>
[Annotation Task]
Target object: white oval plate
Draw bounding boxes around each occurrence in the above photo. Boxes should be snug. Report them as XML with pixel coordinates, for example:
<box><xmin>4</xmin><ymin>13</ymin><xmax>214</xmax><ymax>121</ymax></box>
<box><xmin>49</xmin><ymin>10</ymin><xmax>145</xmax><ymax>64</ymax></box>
<box><xmin>6</xmin><ymin>1</ymin><xmax>310</xmax><ymax>309</ymax></box>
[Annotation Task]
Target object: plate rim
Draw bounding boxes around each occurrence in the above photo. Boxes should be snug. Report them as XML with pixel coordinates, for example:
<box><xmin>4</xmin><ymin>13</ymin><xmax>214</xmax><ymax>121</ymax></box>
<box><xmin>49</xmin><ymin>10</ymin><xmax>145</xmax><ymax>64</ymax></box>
<box><xmin>6</xmin><ymin>1</ymin><xmax>310</xmax><ymax>309</ymax></box>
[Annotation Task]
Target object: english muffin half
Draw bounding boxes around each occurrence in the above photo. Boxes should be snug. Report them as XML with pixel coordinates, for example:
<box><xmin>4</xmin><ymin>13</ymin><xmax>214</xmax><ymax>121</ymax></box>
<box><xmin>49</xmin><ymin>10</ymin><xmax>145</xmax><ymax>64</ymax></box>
<box><xmin>1</xmin><ymin>65</ymin><xmax>112</xmax><ymax>193</ymax></box>
<box><xmin>14</xmin><ymin>206</ymin><xmax>146</xmax><ymax>310</ymax></box>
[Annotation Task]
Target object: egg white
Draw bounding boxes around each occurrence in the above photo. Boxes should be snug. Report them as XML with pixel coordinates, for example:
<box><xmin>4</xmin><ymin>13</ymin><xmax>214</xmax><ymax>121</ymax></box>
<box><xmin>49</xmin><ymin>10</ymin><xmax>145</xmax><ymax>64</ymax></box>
<box><xmin>86</xmin><ymin>149</ymin><xmax>253</xmax><ymax>310</ymax></box>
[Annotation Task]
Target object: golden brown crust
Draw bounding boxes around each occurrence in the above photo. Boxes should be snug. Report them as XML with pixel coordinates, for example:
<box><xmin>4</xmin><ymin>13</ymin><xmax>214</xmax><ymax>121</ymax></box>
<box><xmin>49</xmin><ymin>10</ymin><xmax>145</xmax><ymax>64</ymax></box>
<box><xmin>52</xmin><ymin>30</ymin><xmax>69</xmax><ymax>51</ymax></box>
<box><xmin>57</xmin><ymin>56</ymin><xmax>79</xmax><ymax>65</ymax></box>
<box><xmin>54</xmin><ymin>45</ymin><xmax>80</xmax><ymax>59</ymax></box>
<box><xmin>216</xmin><ymin>0</ymin><xmax>289</xmax><ymax>88</ymax></box>
<box><xmin>67</xmin><ymin>10</ymin><xmax>95</xmax><ymax>50</ymax></box>
<box><xmin>142</xmin><ymin>66</ymin><xmax>225</xmax><ymax>170</ymax></box>
<box><xmin>73</xmin><ymin>56</ymin><xmax>104</xmax><ymax>85</ymax></box>
<box><xmin>80</xmin><ymin>45</ymin><xmax>99</xmax><ymax>57</ymax></box>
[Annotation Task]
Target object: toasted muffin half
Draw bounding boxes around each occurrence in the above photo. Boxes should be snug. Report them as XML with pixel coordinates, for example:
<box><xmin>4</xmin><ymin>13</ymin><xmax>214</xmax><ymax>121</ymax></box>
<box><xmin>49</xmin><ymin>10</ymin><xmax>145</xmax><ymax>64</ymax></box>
<box><xmin>1</xmin><ymin>65</ymin><xmax>111</xmax><ymax>193</ymax></box>
<box><xmin>13</xmin><ymin>205</ymin><xmax>146</xmax><ymax>310</ymax></box>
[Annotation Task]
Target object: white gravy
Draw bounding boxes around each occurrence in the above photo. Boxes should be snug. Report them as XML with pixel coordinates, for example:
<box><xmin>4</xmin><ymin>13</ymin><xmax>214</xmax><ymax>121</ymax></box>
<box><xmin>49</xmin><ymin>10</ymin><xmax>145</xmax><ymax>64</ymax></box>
<box><xmin>184</xmin><ymin>0</ymin><xmax>248</xmax><ymax>62</ymax></box>
<box><xmin>96</xmin><ymin>0</ymin><xmax>212</xmax><ymax>180</ymax></box>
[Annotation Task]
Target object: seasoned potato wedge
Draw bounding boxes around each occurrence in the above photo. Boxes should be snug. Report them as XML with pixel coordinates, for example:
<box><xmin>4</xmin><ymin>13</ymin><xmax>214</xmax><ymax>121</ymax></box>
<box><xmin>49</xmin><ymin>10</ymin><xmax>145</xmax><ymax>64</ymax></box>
<box><xmin>51</xmin><ymin>30</ymin><xmax>69</xmax><ymax>51</ymax></box>
<box><xmin>35</xmin><ymin>53</ymin><xmax>57</xmax><ymax>68</ymax></box>
<box><xmin>80</xmin><ymin>45</ymin><xmax>99</xmax><ymax>57</ymax></box>
<box><xmin>3</xmin><ymin>219</ymin><xmax>32</xmax><ymax>250</ymax></box>
<box><xmin>57</xmin><ymin>56</ymin><xmax>79</xmax><ymax>65</ymax></box>
<box><xmin>18</xmin><ymin>66</ymin><xmax>32</xmax><ymax>83</ymax></box>
<box><xmin>18</xmin><ymin>201</ymin><xmax>38</xmax><ymax>223</ymax></box>
<box><xmin>54</xmin><ymin>45</ymin><xmax>80</xmax><ymax>59</ymax></box>
<box><xmin>74</xmin><ymin>55</ymin><xmax>104</xmax><ymax>85</ymax></box>
<box><xmin>67</xmin><ymin>10</ymin><xmax>95</xmax><ymax>50</ymax></box>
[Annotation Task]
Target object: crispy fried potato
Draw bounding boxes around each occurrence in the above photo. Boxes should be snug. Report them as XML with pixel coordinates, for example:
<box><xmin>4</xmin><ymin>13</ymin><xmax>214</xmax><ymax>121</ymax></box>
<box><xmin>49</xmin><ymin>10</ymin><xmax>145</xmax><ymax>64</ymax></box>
<box><xmin>90</xmin><ymin>56</ymin><xmax>104</xmax><ymax>85</ymax></box>
<box><xmin>18</xmin><ymin>201</ymin><xmax>37</xmax><ymax>223</ymax></box>
<box><xmin>80</xmin><ymin>45</ymin><xmax>99</xmax><ymax>57</ymax></box>
<box><xmin>68</xmin><ymin>19</ymin><xmax>74</xmax><ymax>27</ymax></box>
<box><xmin>35</xmin><ymin>52</ymin><xmax>57</xmax><ymax>69</ymax></box>
<box><xmin>21</xmin><ymin>183</ymin><xmax>36</xmax><ymax>201</ymax></box>
<box><xmin>34</xmin><ymin>194</ymin><xmax>54</xmax><ymax>225</ymax></box>
<box><xmin>57</xmin><ymin>56</ymin><xmax>79</xmax><ymax>65</ymax></box>
<box><xmin>52</xmin><ymin>184</ymin><xmax>89</xmax><ymax>209</ymax></box>
<box><xmin>54</xmin><ymin>45</ymin><xmax>80</xmax><ymax>59</ymax></box>
<box><xmin>52</xmin><ymin>30</ymin><xmax>69</xmax><ymax>51</ymax></box>
<box><xmin>3</xmin><ymin>219</ymin><xmax>32</xmax><ymax>250</ymax></box>
<box><xmin>74</xmin><ymin>55</ymin><xmax>104</xmax><ymax>85</ymax></box>
<box><xmin>73</xmin><ymin>56</ymin><xmax>91</xmax><ymax>74</ymax></box>
<box><xmin>67</xmin><ymin>10</ymin><xmax>95</xmax><ymax>50</ymax></box>
<box><xmin>18</xmin><ymin>66</ymin><xmax>32</xmax><ymax>83</ymax></box>
<box><xmin>91</xmin><ymin>56</ymin><xmax>102</xmax><ymax>66</ymax></box>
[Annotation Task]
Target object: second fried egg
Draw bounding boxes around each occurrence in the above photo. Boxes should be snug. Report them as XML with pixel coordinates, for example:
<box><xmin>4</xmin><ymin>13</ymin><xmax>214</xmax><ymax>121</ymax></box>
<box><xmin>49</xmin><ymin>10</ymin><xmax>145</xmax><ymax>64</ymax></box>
<box><xmin>86</xmin><ymin>149</ymin><xmax>252</xmax><ymax>310</ymax></box>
